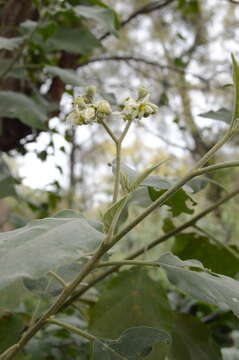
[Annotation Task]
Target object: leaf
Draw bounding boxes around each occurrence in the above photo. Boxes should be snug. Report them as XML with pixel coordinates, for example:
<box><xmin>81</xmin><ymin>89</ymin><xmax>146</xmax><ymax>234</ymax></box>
<box><xmin>198</xmin><ymin>108</ymin><xmax>232</xmax><ymax>124</ymax></box>
<box><xmin>93</xmin><ymin>327</ymin><xmax>171</xmax><ymax>360</ymax></box>
<box><xmin>102</xmin><ymin>196</ymin><xmax>129</xmax><ymax>233</ymax></box>
<box><xmin>129</xmin><ymin>160</ymin><xmax>168</xmax><ymax>193</ymax></box>
<box><xmin>187</xmin><ymin>177</ymin><xmax>209</xmax><ymax>193</ymax></box>
<box><xmin>0</xmin><ymin>59</ymin><xmax>27</xmax><ymax>79</ymax></box>
<box><xmin>168</xmin><ymin>313</ymin><xmax>222</xmax><ymax>360</ymax></box>
<box><xmin>89</xmin><ymin>268</ymin><xmax>172</xmax><ymax>359</ymax></box>
<box><xmin>45</xmin><ymin>66</ymin><xmax>83</xmax><ymax>86</ymax></box>
<box><xmin>47</xmin><ymin>25</ymin><xmax>101</xmax><ymax>55</ymax></box>
<box><xmin>149</xmin><ymin>187</ymin><xmax>196</xmax><ymax>217</ymax></box>
<box><xmin>0</xmin><ymin>158</ymin><xmax>17</xmax><ymax>199</ymax></box>
<box><xmin>158</xmin><ymin>253</ymin><xmax>239</xmax><ymax>318</ymax></box>
<box><xmin>75</xmin><ymin>5</ymin><xmax>119</xmax><ymax>34</ymax></box>
<box><xmin>0</xmin><ymin>91</ymin><xmax>47</xmax><ymax>129</ymax></box>
<box><xmin>172</xmin><ymin>232</ymin><xmax>239</xmax><ymax>277</ymax></box>
<box><xmin>0</xmin><ymin>212</ymin><xmax>103</xmax><ymax>309</ymax></box>
<box><xmin>118</xmin><ymin>162</ymin><xmax>197</xmax><ymax>216</ymax></box>
<box><xmin>0</xmin><ymin>36</ymin><xmax>24</xmax><ymax>50</ymax></box>
<box><xmin>0</xmin><ymin>312</ymin><xmax>25</xmax><ymax>353</ymax></box>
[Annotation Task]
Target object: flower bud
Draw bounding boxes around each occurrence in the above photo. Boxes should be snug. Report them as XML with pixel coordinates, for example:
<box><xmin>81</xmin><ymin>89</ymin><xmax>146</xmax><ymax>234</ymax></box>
<box><xmin>148</xmin><ymin>103</ymin><xmax>159</xmax><ymax>114</ymax></box>
<box><xmin>84</xmin><ymin>107</ymin><xmax>96</xmax><ymax>123</ymax></box>
<box><xmin>122</xmin><ymin>97</ymin><xmax>139</xmax><ymax>120</ymax></box>
<box><xmin>84</xmin><ymin>85</ymin><xmax>97</xmax><ymax>103</ymax></box>
<box><xmin>97</xmin><ymin>100</ymin><xmax>112</xmax><ymax>115</ymax></box>
<box><xmin>73</xmin><ymin>96</ymin><xmax>86</xmax><ymax>110</ymax></box>
<box><xmin>137</xmin><ymin>86</ymin><xmax>149</xmax><ymax>101</ymax></box>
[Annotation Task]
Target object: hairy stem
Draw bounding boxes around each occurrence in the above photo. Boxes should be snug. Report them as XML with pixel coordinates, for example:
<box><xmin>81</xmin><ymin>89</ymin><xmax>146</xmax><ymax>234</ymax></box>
<box><xmin>112</xmin><ymin>142</ymin><xmax>121</xmax><ymax>203</ymax></box>
<box><xmin>47</xmin><ymin>318</ymin><xmax>96</xmax><ymax>342</ymax></box>
<box><xmin>97</xmin><ymin>260</ymin><xmax>160</xmax><ymax>268</ymax></box>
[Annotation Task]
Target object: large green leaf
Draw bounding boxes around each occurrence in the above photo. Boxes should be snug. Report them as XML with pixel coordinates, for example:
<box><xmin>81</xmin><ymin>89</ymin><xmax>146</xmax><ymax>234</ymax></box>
<box><xmin>0</xmin><ymin>212</ymin><xmax>103</xmax><ymax>308</ymax></box>
<box><xmin>0</xmin><ymin>91</ymin><xmax>47</xmax><ymax>129</ymax></box>
<box><xmin>89</xmin><ymin>268</ymin><xmax>172</xmax><ymax>359</ymax></box>
<box><xmin>0</xmin><ymin>312</ymin><xmax>25</xmax><ymax>353</ymax></box>
<box><xmin>0</xmin><ymin>158</ymin><xmax>16</xmax><ymax>199</ymax></box>
<box><xmin>0</xmin><ymin>36</ymin><xmax>24</xmax><ymax>50</ymax></box>
<box><xmin>75</xmin><ymin>5</ymin><xmax>119</xmax><ymax>34</ymax></box>
<box><xmin>172</xmin><ymin>232</ymin><xmax>239</xmax><ymax>277</ymax></box>
<box><xmin>168</xmin><ymin>313</ymin><xmax>222</xmax><ymax>360</ymax></box>
<box><xmin>158</xmin><ymin>253</ymin><xmax>239</xmax><ymax>318</ymax></box>
<box><xmin>45</xmin><ymin>66</ymin><xmax>83</xmax><ymax>86</ymax></box>
<box><xmin>93</xmin><ymin>327</ymin><xmax>171</xmax><ymax>360</ymax></box>
<box><xmin>47</xmin><ymin>25</ymin><xmax>101</xmax><ymax>55</ymax></box>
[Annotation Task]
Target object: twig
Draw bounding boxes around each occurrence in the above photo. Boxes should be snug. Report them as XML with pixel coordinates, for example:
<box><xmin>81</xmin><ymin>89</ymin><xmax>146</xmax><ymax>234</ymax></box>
<box><xmin>97</xmin><ymin>260</ymin><xmax>160</xmax><ymax>268</ymax></box>
<box><xmin>99</xmin><ymin>0</ymin><xmax>176</xmax><ymax>41</ymax></box>
<box><xmin>78</xmin><ymin>56</ymin><xmax>208</xmax><ymax>84</ymax></box>
<box><xmin>47</xmin><ymin>318</ymin><xmax>96</xmax><ymax>342</ymax></box>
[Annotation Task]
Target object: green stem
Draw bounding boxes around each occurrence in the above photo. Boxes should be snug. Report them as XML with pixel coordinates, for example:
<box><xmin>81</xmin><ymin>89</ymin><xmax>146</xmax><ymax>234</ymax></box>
<box><xmin>100</xmin><ymin>119</ymin><xmax>118</xmax><ymax>143</ymax></box>
<box><xmin>97</xmin><ymin>260</ymin><xmax>160</xmax><ymax>268</ymax></box>
<box><xmin>47</xmin><ymin>318</ymin><xmax>96</xmax><ymax>342</ymax></box>
<box><xmin>192</xmin><ymin>160</ymin><xmax>239</xmax><ymax>177</ymax></box>
<box><xmin>112</xmin><ymin>142</ymin><xmax>121</xmax><ymax>203</ymax></box>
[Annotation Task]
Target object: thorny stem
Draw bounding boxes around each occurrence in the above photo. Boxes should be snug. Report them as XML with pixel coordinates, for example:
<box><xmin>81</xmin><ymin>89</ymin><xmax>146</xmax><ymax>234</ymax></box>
<box><xmin>1</xmin><ymin>128</ymin><xmax>234</xmax><ymax>360</ymax></box>
<box><xmin>47</xmin><ymin>318</ymin><xmax>96</xmax><ymax>342</ymax></box>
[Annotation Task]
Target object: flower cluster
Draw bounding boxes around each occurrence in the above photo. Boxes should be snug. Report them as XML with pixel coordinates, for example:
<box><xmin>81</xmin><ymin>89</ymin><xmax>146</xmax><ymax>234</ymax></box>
<box><xmin>66</xmin><ymin>86</ymin><xmax>112</xmax><ymax>126</ymax></box>
<box><xmin>121</xmin><ymin>86</ymin><xmax>158</xmax><ymax>121</ymax></box>
<box><xmin>66</xmin><ymin>85</ymin><xmax>158</xmax><ymax>126</ymax></box>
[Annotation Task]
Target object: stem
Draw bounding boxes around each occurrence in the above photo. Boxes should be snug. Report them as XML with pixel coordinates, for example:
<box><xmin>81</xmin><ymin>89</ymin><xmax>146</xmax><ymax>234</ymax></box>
<box><xmin>192</xmin><ymin>160</ymin><xmax>239</xmax><ymax>177</ymax></box>
<box><xmin>47</xmin><ymin>318</ymin><xmax>96</xmax><ymax>342</ymax></box>
<box><xmin>97</xmin><ymin>260</ymin><xmax>160</xmax><ymax>268</ymax></box>
<box><xmin>100</xmin><ymin>119</ymin><xmax>118</xmax><ymax>143</ymax></box>
<box><xmin>48</xmin><ymin>271</ymin><xmax>68</xmax><ymax>288</ymax></box>
<box><xmin>61</xmin><ymin>186</ymin><xmax>239</xmax><ymax>310</ymax></box>
<box><xmin>112</xmin><ymin>142</ymin><xmax>121</xmax><ymax>203</ymax></box>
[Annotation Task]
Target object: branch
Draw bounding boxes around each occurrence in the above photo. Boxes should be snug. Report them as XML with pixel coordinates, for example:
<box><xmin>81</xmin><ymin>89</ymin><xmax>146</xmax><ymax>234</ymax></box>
<box><xmin>192</xmin><ymin>160</ymin><xmax>239</xmax><ymax>177</ymax></box>
<box><xmin>99</xmin><ymin>0</ymin><xmax>176</xmax><ymax>41</ymax></box>
<box><xmin>78</xmin><ymin>56</ymin><xmax>208</xmax><ymax>84</ymax></box>
<box><xmin>97</xmin><ymin>260</ymin><xmax>160</xmax><ymax>268</ymax></box>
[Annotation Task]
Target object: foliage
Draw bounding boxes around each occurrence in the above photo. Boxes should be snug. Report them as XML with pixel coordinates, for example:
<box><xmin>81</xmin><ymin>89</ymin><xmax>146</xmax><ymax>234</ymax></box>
<box><xmin>1</xmin><ymin>1</ymin><xmax>239</xmax><ymax>359</ymax></box>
